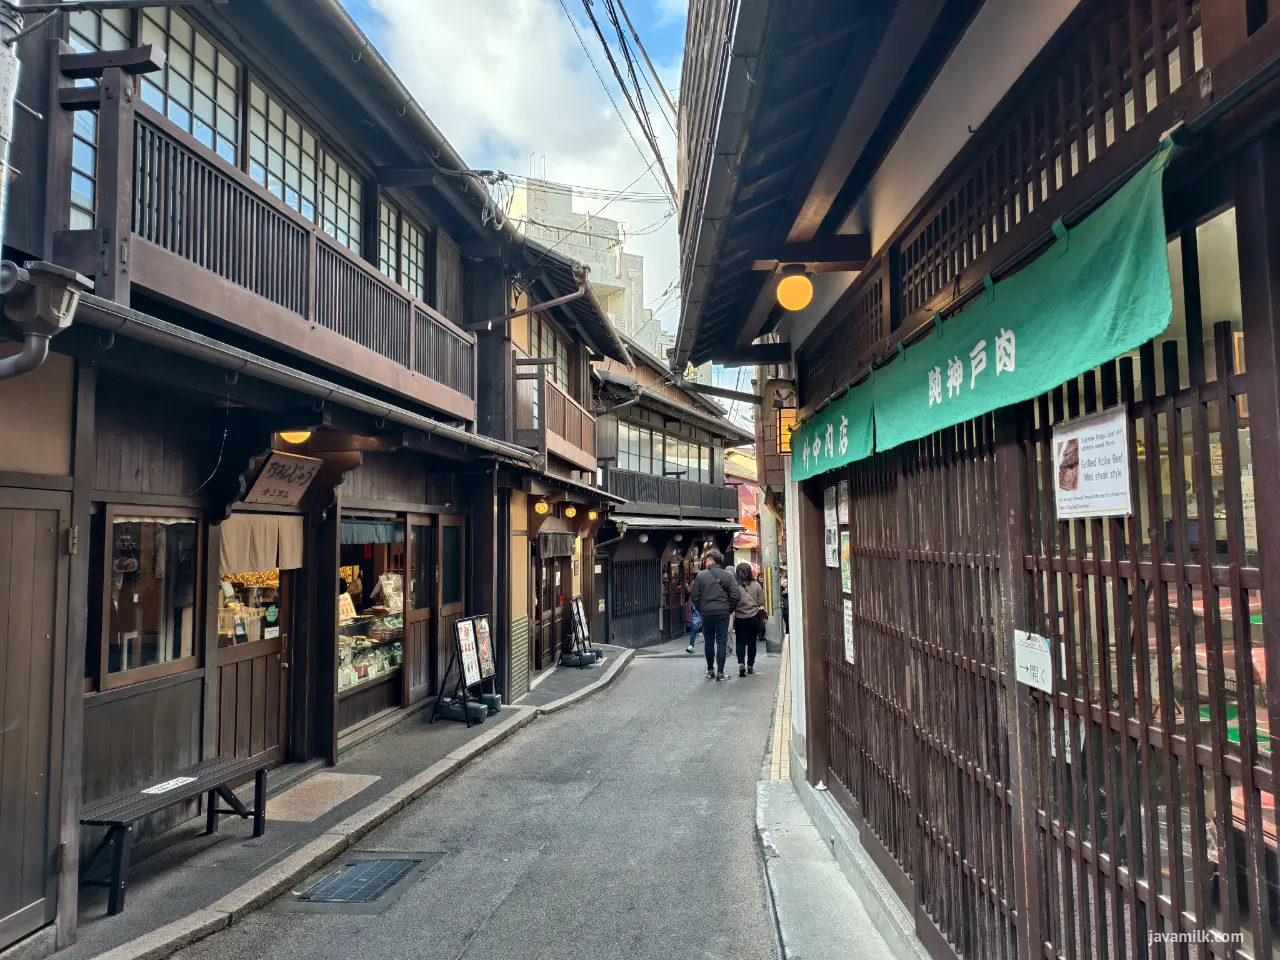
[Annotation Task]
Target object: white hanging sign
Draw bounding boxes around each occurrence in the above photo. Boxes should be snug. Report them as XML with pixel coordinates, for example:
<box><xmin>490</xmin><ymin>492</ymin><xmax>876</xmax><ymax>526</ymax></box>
<box><xmin>1051</xmin><ymin>406</ymin><xmax>1132</xmax><ymax>519</ymax></box>
<box><xmin>1013</xmin><ymin>629</ymin><xmax>1054</xmax><ymax>693</ymax></box>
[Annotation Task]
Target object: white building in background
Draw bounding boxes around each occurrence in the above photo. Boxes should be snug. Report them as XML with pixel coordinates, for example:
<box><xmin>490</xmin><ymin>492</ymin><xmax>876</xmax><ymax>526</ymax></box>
<box><xmin>510</xmin><ymin>180</ymin><xmax>657</xmax><ymax>354</ymax></box>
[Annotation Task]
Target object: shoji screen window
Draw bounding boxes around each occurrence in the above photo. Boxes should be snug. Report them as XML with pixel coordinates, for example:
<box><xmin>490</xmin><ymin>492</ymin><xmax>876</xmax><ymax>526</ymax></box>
<box><xmin>320</xmin><ymin>154</ymin><xmax>361</xmax><ymax>251</ymax></box>
<box><xmin>66</xmin><ymin>9</ymin><xmax>131</xmax><ymax>228</ymax></box>
<box><xmin>139</xmin><ymin>9</ymin><xmax>240</xmax><ymax>164</ymax></box>
<box><xmin>248</xmin><ymin>82</ymin><xmax>317</xmax><ymax>222</ymax></box>
<box><xmin>378</xmin><ymin>202</ymin><xmax>397</xmax><ymax>279</ymax></box>
<box><xmin>400</xmin><ymin>218</ymin><xmax>428</xmax><ymax>303</ymax></box>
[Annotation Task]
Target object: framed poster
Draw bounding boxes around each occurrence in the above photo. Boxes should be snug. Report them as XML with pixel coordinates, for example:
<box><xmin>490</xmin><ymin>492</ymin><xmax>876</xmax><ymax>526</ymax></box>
<box><xmin>455</xmin><ymin>618</ymin><xmax>482</xmax><ymax>688</ymax></box>
<box><xmin>1051</xmin><ymin>405</ymin><xmax>1132</xmax><ymax>519</ymax></box>
<box><xmin>824</xmin><ymin>486</ymin><xmax>838</xmax><ymax>567</ymax></box>
<box><xmin>839</xmin><ymin>531</ymin><xmax>851</xmax><ymax>593</ymax></box>
<box><xmin>837</xmin><ymin>479</ymin><xmax>849</xmax><ymax>524</ymax></box>
<box><xmin>473</xmin><ymin>614</ymin><xmax>496</xmax><ymax>680</ymax></box>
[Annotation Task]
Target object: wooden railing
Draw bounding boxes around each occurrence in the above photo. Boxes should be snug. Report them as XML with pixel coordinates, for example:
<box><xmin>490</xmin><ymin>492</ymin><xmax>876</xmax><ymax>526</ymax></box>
<box><xmin>602</xmin><ymin>468</ymin><xmax>737</xmax><ymax>513</ymax></box>
<box><xmin>544</xmin><ymin>379</ymin><xmax>595</xmax><ymax>460</ymax></box>
<box><xmin>129</xmin><ymin>107</ymin><xmax>476</xmax><ymax>400</ymax></box>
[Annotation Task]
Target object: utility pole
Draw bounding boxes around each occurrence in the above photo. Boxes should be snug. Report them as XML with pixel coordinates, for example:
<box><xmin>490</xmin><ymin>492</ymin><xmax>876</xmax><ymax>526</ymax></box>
<box><xmin>0</xmin><ymin>2</ymin><xmax>22</xmax><ymax>246</ymax></box>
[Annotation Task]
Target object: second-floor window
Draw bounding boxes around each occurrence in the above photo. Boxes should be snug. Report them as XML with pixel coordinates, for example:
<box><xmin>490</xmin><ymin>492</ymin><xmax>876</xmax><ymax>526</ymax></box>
<box><xmin>140</xmin><ymin>9</ymin><xmax>241</xmax><ymax>165</ymax></box>
<box><xmin>248</xmin><ymin>82</ymin><xmax>361</xmax><ymax>252</ymax></box>
<box><xmin>617</xmin><ymin>422</ymin><xmax>713</xmax><ymax>483</ymax></box>
<box><xmin>378</xmin><ymin>200</ymin><xmax>429</xmax><ymax>302</ymax></box>
<box><xmin>531</xmin><ymin>313</ymin><xmax>571</xmax><ymax>393</ymax></box>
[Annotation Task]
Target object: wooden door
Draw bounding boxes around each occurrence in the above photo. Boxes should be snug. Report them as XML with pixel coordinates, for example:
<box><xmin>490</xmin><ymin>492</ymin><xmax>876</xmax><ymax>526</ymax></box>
<box><xmin>535</xmin><ymin>556</ymin><xmax>568</xmax><ymax>670</ymax></box>
<box><xmin>0</xmin><ymin>490</ymin><xmax>70</xmax><ymax>951</ymax></box>
<box><xmin>404</xmin><ymin>515</ymin><xmax>434</xmax><ymax>703</ymax></box>
<box><xmin>216</xmin><ymin>573</ymin><xmax>288</xmax><ymax>767</ymax></box>
<box><xmin>435</xmin><ymin>514</ymin><xmax>466</xmax><ymax>692</ymax></box>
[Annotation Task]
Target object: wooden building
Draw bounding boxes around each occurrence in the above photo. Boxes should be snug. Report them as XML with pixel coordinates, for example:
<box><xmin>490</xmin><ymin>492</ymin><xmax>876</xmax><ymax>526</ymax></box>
<box><xmin>592</xmin><ymin>335</ymin><xmax>752</xmax><ymax>647</ymax></box>
<box><xmin>679</xmin><ymin>1</ymin><xmax>1280</xmax><ymax>958</ymax></box>
<box><xmin>0</xmin><ymin>2</ymin><xmax>627</xmax><ymax>954</ymax></box>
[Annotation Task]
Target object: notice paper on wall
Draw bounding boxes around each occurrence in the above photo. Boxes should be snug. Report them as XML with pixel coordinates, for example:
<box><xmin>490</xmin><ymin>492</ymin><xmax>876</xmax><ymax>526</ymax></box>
<box><xmin>824</xmin><ymin>486</ymin><xmax>838</xmax><ymax>568</ymax></box>
<box><xmin>1051</xmin><ymin>406</ymin><xmax>1132</xmax><ymax>519</ymax></box>
<box><xmin>843</xmin><ymin>599</ymin><xmax>854</xmax><ymax>664</ymax></box>
<box><xmin>1013</xmin><ymin>629</ymin><xmax>1054</xmax><ymax>693</ymax></box>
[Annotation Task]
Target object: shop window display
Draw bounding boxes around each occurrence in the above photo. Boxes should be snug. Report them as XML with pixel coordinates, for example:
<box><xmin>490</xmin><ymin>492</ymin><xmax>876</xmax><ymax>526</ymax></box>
<box><xmin>105</xmin><ymin>514</ymin><xmax>199</xmax><ymax>676</ymax></box>
<box><xmin>218</xmin><ymin>569</ymin><xmax>284</xmax><ymax>647</ymax></box>
<box><xmin>338</xmin><ymin>526</ymin><xmax>406</xmax><ymax>692</ymax></box>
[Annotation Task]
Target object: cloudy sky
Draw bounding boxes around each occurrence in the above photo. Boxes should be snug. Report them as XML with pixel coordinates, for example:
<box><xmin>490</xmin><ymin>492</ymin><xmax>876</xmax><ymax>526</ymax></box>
<box><xmin>339</xmin><ymin>0</ymin><xmax>755</xmax><ymax>430</ymax></box>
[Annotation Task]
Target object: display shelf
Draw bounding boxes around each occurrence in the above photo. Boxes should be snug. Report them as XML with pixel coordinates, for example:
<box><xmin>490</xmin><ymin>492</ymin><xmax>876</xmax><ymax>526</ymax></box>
<box><xmin>336</xmin><ymin>667</ymin><xmax>401</xmax><ymax>699</ymax></box>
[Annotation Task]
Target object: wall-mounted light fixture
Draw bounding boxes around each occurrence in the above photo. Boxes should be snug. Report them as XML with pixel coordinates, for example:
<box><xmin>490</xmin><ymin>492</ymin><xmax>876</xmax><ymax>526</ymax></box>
<box><xmin>587</xmin><ymin>510</ymin><xmax>598</xmax><ymax>521</ymax></box>
<box><xmin>534</xmin><ymin>499</ymin><xmax>550</xmax><ymax>515</ymax></box>
<box><xmin>279</xmin><ymin>430</ymin><xmax>313</xmax><ymax>444</ymax></box>
<box><xmin>638</xmin><ymin>533</ymin><xmax>649</xmax><ymax>543</ymax></box>
<box><xmin>776</xmin><ymin>264</ymin><xmax>814</xmax><ymax>312</ymax></box>
<box><xmin>564</xmin><ymin>505</ymin><xmax>577</xmax><ymax>519</ymax></box>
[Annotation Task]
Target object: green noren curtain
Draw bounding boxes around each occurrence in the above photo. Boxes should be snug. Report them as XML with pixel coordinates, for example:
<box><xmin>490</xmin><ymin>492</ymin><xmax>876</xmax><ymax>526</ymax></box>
<box><xmin>790</xmin><ymin>140</ymin><xmax>1175</xmax><ymax>481</ymax></box>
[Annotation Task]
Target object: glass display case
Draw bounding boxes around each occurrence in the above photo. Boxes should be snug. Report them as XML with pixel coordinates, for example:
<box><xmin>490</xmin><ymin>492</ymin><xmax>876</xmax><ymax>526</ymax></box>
<box><xmin>337</xmin><ymin>613</ymin><xmax>403</xmax><ymax>691</ymax></box>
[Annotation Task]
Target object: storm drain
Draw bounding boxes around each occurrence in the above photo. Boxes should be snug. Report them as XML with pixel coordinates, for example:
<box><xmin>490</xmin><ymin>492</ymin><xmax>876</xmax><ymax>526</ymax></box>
<box><xmin>299</xmin><ymin>858</ymin><xmax>420</xmax><ymax>903</ymax></box>
<box><xmin>276</xmin><ymin>851</ymin><xmax>444</xmax><ymax>915</ymax></box>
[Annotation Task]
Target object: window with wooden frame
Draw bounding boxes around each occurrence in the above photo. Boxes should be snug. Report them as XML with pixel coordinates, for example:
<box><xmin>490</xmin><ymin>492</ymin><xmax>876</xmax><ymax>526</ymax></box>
<box><xmin>139</xmin><ymin>8</ymin><xmax>240</xmax><ymax>165</ymax></box>
<box><xmin>320</xmin><ymin>153</ymin><xmax>362</xmax><ymax>251</ymax></box>
<box><xmin>530</xmin><ymin>313</ymin><xmax>571</xmax><ymax>393</ymax></box>
<box><xmin>66</xmin><ymin>9</ymin><xmax>131</xmax><ymax>229</ymax></box>
<box><xmin>97</xmin><ymin>505</ymin><xmax>202</xmax><ymax>689</ymax></box>
<box><xmin>377</xmin><ymin>199</ymin><xmax>429</xmax><ymax>302</ymax></box>
<box><xmin>248</xmin><ymin>81</ymin><xmax>318</xmax><ymax>223</ymax></box>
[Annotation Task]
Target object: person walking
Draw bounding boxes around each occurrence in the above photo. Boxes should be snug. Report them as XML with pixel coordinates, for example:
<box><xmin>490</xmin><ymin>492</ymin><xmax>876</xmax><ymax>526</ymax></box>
<box><xmin>733</xmin><ymin>562</ymin><xmax>767</xmax><ymax>676</ymax></box>
<box><xmin>691</xmin><ymin>549</ymin><xmax>740</xmax><ymax>681</ymax></box>
<box><xmin>684</xmin><ymin>570</ymin><xmax>701</xmax><ymax>654</ymax></box>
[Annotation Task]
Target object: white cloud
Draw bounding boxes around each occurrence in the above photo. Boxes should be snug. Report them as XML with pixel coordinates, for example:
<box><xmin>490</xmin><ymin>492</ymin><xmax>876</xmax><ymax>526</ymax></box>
<box><xmin>361</xmin><ymin>0</ymin><xmax>682</xmax><ymax>335</ymax></box>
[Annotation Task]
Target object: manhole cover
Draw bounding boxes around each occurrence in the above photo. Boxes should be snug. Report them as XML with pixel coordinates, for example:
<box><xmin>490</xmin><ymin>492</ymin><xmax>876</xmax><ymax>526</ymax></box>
<box><xmin>298</xmin><ymin>858</ymin><xmax>421</xmax><ymax>903</ymax></box>
<box><xmin>275</xmin><ymin>851</ymin><xmax>444</xmax><ymax>915</ymax></box>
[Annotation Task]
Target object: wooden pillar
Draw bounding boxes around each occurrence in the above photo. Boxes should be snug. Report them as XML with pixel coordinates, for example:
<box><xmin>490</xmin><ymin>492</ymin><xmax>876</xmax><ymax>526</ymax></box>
<box><xmin>1200</xmin><ymin>0</ymin><xmax>1254</xmax><ymax>68</ymax></box>
<box><xmin>995</xmin><ymin>405</ymin><xmax>1042</xmax><ymax>960</ymax></box>
<box><xmin>798</xmin><ymin>476</ymin><xmax>828</xmax><ymax>785</ymax></box>
<box><xmin>94</xmin><ymin>66</ymin><xmax>135</xmax><ymax>303</ymax></box>
<box><xmin>1232</xmin><ymin>137</ymin><xmax>1280</xmax><ymax>762</ymax></box>
<box><xmin>361</xmin><ymin>178</ymin><xmax>381</xmax><ymax>271</ymax></box>
<box><xmin>43</xmin><ymin>38</ymin><xmax>75</xmax><ymax>260</ymax></box>
<box><xmin>55</xmin><ymin>363</ymin><xmax>95</xmax><ymax>949</ymax></box>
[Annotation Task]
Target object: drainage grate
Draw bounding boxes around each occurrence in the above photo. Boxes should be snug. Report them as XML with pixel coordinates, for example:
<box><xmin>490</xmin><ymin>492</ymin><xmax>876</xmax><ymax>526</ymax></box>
<box><xmin>297</xmin><ymin>858</ymin><xmax>422</xmax><ymax>904</ymax></box>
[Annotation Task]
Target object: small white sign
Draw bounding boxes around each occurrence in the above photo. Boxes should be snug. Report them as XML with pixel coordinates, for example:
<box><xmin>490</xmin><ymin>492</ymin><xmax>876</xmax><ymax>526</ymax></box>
<box><xmin>1052</xmin><ymin>406</ymin><xmax>1132</xmax><ymax>519</ymax></box>
<box><xmin>824</xmin><ymin>487</ymin><xmax>838</xmax><ymax>568</ymax></box>
<box><xmin>263</xmin><ymin>626</ymin><xmax>280</xmax><ymax>640</ymax></box>
<box><xmin>842</xmin><ymin>599</ymin><xmax>854</xmax><ymax>664</ymax></box>
<box><xmin>1014</xmin><ymin>629</ymin><xmax>1054</xmax><ymax>693</ymax></box>
<box><xmin>141</xmin><ymin>776</ymin><xmax>197</xmax><ymax>795</ymax></box>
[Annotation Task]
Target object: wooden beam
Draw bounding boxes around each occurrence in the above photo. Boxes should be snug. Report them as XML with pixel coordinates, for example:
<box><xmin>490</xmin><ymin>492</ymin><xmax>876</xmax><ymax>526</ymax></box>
<box><xmin>59</xmin><ymin>45</ymin><xmax>165</xmax><ymax>80</ymax></box>
<box><xmin>750</xmin><ymin>232</ymin><xmax>871</xmax><ymax>271</ymax></box>
<box><xmin>707</xmin><ymin>342</ymin><xmax>792</xmax><ymax>366</ymax></box>
<box><xmin>57</xmin><ymin>86</ymin><xmax>103</xmax><ymax>111</ymax></box>
<box><xmin>785</xmin><ymin>0</ymin><xmax>949</xmax><ymax>243</ymax></box>
<box><xmin>677</xmin><ymin>380</ymin><xmax>763</xmax><ymax>405</ymax></box>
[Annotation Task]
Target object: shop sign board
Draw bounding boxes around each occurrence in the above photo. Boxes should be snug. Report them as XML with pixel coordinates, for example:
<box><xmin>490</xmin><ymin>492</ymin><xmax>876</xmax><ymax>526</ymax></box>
<box><xmin>245</xmin><ymin>451</ymin><xmax>323</xmax><ymax>507</ymax></box>
<box><xmin>473</xmin><ymin>614</ymin><xmax>496</xmax><ymax>680</ymax></box>
<box><xmin>1051</xmin><ymin>406</ymin><xmax>1132</xmax><ymax>519</ymax></box>
<box><xmin>455</xmin><ymin>618</ymin><xmax>482</xmax><ymax>688</ymax></box>
<box><xmin>840</xmin><ymin>532</ymin><xmax>851</xmax><ymax>593</ymax></box>
<box><xmin>824</xmin><ymin>487</ymin><xmax>838</xmax><ymax>568</ymax></box>
<box><xmin>571</xmin><ymin>595</ymin><xmax>591</xmax><ymax>645</ymax></box>
<box><xmin>1014</xmin><ymin>629</ymin><xmax>1054</xmax><ymax>693</ymax></box>
<box><xmin>843</xmin><ymin>599</ymin><xmax>854</xmax><ymax>664</ymax></box>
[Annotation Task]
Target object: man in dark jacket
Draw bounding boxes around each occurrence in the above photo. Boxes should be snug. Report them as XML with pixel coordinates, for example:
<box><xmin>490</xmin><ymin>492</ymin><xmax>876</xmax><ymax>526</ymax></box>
<box><xmin>691</xmin><ymin>549</ymin><xmax>741</xmax><ymax>680</ymax></box>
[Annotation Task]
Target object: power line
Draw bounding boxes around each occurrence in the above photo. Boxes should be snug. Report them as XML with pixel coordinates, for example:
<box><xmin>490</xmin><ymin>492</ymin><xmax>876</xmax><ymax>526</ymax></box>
<box><xmin>556</xmin><ymin>0</ymin><xmax>672</xmax><ymax>203</ymax></box>
<box><xmin>600</xmin><ymin>0</ymin><xmax>674</xmax><ymax>140</ymax></box>
<box><xmin>578</xmin><ymin>0</ymin><xmax>676</xmax><ymax>201</ymax></box>
<box><xmin>614</xmin><ymin>0</ymin><xmax>678</xmax><ymax>118</ymax></box>
<box><xmin>525</xmin><ymin>158</ymin><xmax>662</xmax><ymax>267</ymax></box>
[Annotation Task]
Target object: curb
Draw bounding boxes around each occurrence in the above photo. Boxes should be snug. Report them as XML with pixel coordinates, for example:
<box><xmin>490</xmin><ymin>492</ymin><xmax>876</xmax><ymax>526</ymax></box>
<box><xmin>531</xmin><ymin>648</ymin><xmax>635</xmax><ymax>715</ymax></box>
<box><xmin>93</xmin><ymin>706</ymin><xmax>541</xmax><ymax>960</ymax></box>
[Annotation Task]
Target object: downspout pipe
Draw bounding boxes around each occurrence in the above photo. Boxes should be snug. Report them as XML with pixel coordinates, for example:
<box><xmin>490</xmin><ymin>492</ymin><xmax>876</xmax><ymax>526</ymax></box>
<box><xmin>0</xmin><ymin>260</ymin><xmax>91</xmax><ymax>380</ymax></box>
<box><xmin>468</xmin><ymin>283</ymin><xmax>587</xmax><ymax>332</ymax></box>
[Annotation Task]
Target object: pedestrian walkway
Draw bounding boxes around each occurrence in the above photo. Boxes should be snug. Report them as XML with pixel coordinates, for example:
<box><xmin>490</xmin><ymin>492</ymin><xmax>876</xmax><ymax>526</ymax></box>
<box><xmin>768</xmin><ymin>637</ymin><xmax>791</xmax><ymax>781</ymax></box>
<box><xmin>70</xmin><ymin>651</ymin><xmax>632</xmax><ymax>960</ymax></box>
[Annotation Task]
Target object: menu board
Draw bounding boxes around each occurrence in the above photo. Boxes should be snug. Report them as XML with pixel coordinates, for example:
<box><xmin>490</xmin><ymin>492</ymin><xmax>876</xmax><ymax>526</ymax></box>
<box><xmin>571</xmin><ymin>595</ymin><xmax>591</xmax><ymax>644</ymax></box>
<box><xmin>473</xmin><ymin>615</ymin><xmax>496</xmax><ymax>680</ymax></box>
<box><xmin>1052</xmin><ymin>406</ymin><xmax>1133</xmax><ymax>519</ymax></box>
<box><xmin>824</xmin><ymin>487</ymin><xmax>838</xmax><ymax>567</ymax></box>
<box><xmin>455</xmin><ymin>618</ymin><xmax>482</xmax><ymax>688</ymax></box>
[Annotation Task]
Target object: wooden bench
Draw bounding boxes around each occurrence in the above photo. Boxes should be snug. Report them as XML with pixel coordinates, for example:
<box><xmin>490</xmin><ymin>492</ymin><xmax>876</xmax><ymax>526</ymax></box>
<box><xmin>79</xmin><ymin>755</ymin><xmax>271</xmax><ymax>915</ymax></box>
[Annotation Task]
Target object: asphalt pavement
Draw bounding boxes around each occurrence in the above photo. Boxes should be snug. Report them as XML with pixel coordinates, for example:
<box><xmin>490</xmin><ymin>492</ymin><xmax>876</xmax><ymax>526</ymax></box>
<box><xmin>173</xmin><ymin>648</ymin><xmax>781</xmax><ymax>960</ymax></box>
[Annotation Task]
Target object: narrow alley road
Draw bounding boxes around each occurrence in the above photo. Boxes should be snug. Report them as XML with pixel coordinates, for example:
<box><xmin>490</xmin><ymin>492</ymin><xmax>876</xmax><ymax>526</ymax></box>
<box><xmin>174</xmin><ymin>650</ymin><xmax>781</xmax><ymax>960</ymax></box>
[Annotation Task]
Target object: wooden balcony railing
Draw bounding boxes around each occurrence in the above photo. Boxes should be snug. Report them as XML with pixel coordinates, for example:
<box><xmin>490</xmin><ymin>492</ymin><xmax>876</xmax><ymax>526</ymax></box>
<box><xmin>513</xmin><ymin>367</ymin><xmax>596</xmax><ymax>472</ymax></box>
<box><xmin>602</xmin><ymin>468</ymin><xmax>737</xmax><ymax>514</ymax></box>
<box><xmin>127</xmin><ymin>106</ymin><xmax>475</xmax><ymax>403</ymax></box>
